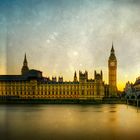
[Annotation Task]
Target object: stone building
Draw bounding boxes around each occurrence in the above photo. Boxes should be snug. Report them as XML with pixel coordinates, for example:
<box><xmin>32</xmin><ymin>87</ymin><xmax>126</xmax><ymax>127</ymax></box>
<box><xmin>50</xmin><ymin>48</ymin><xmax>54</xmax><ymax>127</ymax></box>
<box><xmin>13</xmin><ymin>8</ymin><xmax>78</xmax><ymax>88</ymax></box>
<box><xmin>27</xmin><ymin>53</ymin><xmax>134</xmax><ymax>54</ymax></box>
<box><xmin>125</xmin><ymin>77</ymin><xmax>140</xmax><ymax>99</ymax></box>
<box><xmin>0</xmin><ymin>45</ymin><xmax>117</xmax><ymax>99</ymax></box>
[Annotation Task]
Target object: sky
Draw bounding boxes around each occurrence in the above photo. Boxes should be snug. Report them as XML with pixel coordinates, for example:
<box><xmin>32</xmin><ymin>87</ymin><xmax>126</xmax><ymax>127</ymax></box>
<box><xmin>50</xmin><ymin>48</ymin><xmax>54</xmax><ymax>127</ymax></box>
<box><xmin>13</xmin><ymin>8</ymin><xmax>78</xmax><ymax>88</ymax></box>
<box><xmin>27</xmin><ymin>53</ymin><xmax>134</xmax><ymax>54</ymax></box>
<box><xmin>0</xmin><ymin>0</ymin><xmax>140</xmax><ymax>91</ymax></box>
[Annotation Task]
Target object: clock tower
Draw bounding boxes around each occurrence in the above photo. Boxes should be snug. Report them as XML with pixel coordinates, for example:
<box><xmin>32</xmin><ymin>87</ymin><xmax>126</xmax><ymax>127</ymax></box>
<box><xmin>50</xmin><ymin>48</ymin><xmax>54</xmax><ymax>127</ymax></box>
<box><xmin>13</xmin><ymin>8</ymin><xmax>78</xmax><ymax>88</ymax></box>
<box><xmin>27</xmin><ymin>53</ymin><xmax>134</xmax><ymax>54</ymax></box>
<box><xmin>108</xmin><ymin>43</ymin><xmax>117</xmax><ymax>97</ymax></box>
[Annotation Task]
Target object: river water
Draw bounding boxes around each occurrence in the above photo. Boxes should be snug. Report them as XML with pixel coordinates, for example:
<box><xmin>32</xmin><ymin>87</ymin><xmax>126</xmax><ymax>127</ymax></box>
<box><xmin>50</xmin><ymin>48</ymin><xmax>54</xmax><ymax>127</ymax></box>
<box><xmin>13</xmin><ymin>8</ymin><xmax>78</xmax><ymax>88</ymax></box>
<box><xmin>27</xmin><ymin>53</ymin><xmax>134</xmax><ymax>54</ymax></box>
<box><xmin>0</xmin><ymin>104</ymin><xmax>140</xmax><ymax>140</ymax></box>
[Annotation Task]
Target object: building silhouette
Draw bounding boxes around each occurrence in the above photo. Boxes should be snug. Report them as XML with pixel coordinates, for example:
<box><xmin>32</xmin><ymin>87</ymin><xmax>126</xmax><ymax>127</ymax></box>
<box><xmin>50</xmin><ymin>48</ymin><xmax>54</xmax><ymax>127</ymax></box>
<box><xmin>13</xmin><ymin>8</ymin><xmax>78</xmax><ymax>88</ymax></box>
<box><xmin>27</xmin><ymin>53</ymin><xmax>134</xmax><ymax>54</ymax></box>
<box><xmin>0</xmin><ymin>45</ymin><xmax>118</xmax><ymax>99</ymax></box>
<box><xmin>21</xmin><ymin>53</ymin><xmax>29</xmax><ymax>75</ymax></box>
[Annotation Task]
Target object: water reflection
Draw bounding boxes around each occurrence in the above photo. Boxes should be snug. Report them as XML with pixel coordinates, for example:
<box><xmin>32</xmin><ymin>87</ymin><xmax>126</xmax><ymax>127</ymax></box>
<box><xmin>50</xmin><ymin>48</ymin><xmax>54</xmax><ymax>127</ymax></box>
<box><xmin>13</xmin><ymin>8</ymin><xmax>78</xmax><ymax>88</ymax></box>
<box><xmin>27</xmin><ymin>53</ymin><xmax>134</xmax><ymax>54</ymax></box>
<box><xmin>0</xmin><ymin>104</ymin><xmax>140</xmax><ymax>140</ymax></box>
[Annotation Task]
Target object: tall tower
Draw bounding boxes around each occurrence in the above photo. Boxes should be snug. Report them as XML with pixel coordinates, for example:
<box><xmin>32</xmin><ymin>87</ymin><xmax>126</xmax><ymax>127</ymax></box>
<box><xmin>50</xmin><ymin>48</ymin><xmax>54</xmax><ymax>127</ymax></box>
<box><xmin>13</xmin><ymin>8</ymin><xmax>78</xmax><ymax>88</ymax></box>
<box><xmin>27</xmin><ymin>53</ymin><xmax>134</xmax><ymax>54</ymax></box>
<box><xmin>21</xmin><ymin>53</ymin><xmax>29</xmax><ymax>75</ymax></box>
<box><xmin>108</xmin><ymin>43</ymin><xmax>117</xmax><ymax>96</ymax></box>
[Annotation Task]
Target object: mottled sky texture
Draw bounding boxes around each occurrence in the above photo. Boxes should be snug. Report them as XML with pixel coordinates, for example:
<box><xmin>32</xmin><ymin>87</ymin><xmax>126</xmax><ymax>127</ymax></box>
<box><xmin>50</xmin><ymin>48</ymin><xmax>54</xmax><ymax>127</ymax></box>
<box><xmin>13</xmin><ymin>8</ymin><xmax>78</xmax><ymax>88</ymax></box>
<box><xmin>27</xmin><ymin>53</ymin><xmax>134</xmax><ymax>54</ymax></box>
<box><xmin>0</xmin><ymin>0</ymin><xmax>140</xmax><ymax>90</ymax></box>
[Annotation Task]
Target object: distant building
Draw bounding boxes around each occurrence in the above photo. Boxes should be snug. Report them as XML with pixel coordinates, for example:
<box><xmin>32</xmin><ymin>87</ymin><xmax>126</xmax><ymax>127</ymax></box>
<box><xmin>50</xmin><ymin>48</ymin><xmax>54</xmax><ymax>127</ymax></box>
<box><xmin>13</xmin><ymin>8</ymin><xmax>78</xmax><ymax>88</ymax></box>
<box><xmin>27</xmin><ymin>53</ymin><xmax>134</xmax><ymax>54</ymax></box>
<box><xmin>124</xmin><ymin>81</ymin><xmax>134</xmax><ymax>98</ymax></box>
<box><xmin>125</xmin><ymin>77</ymin><xmax>140</xmax><ymax>99</ymax></box>
<box><xmin>0</xmin><ymin>45</ymin><xmax>118</xmax><ymax>99</ymax></box>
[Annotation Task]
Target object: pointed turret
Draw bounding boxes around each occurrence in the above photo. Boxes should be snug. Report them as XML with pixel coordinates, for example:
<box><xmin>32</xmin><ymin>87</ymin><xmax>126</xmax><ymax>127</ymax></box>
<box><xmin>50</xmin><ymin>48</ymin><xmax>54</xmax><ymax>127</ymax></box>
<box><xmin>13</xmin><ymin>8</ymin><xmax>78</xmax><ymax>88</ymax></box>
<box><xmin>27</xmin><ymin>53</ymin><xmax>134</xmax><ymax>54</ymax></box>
<box><xmin>101</xmin><ymin>70</ymin><xmax>103</xmax><ymax>80</ymax></box>
<box><xmin>23</xmin><ymin>53</ymin><xmax>28</xmax><ymax>66</ymax></box>
<box><xmin>94</xmin><ymin>70</ymin><xmax>96</xmax><ymax>78</ymax></box>
<box><xmin>21</xmin><ymin>53</ymin><xmax>29</xmax><ymax>75</ymax></box>
<box><xmin>74</xmin><ymin>71</ymin><xmax>77</xmax><ymax>82</ymax></box>
<box><xmin>111</xmin><ymin>42</ymin><xmax>114</xmax><ymax>53</ymax></box>
<box><xmin>24</xmin><ymin>53</ymin><xmax>27</xmax><ymax>63</ymax></box>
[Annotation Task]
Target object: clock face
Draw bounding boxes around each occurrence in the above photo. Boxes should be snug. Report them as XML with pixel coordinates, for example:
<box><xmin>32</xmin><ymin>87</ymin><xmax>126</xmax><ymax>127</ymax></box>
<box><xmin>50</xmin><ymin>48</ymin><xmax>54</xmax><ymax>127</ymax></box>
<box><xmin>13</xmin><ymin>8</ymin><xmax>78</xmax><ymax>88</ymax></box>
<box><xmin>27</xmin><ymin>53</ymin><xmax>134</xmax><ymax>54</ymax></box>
<box><xmin>110</xmin><ymin>62</ymin><xmax>115</xmax><ymax>66</ymax></box>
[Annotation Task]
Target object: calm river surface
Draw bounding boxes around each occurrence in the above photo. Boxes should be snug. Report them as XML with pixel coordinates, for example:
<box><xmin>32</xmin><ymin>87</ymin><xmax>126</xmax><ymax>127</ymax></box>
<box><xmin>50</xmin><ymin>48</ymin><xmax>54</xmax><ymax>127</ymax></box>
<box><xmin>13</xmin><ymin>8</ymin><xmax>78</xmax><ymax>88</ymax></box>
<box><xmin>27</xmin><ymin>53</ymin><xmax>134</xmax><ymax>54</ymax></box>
<box><xmin>0</xmin><ymin>104</ymin><xmax>140</xmax><ymax>140</ymax></box>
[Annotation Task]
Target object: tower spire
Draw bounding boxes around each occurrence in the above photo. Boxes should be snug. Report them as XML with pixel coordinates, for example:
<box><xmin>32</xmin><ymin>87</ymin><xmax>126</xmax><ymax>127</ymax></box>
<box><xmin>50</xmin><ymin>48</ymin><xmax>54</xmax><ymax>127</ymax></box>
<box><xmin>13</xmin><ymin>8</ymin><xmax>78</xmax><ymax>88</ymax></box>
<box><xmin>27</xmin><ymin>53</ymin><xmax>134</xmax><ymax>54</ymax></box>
<box><xmin>111</xmin><ymin>42</ymin><xmax>114</xmax><ymax>53</ymax></box>
<box><xmin>24</xmin><ymin>53</ymin><xmax>27</xmax><ymax>65</ymax></box>
<box><xmin>74</xmin><ymin>71</ymin><xmax>77</xmax><ymax>82</ymax></box>
<box><xmin>25</xmin><ymin>53</ymin><xmax>27</xmax><ymax>61</ymax></box>
<box><xmin>101</xmin><ymin>70</ymin><xmax>103</xmax><ymax>80</ymax></box>
<box><xmin>109</xmin><ymin>42</ymin><xmax>116</xmax><ymax>60</ymax></box>
<box><xmin>21</xmin><ymin>53</ymin><xmax>29</xmax><ymax>75</ymax></box>
<box><xmin>74</xmin><ymin>71</ymin><xmax>76</xmax><ymax>77</ymax></box>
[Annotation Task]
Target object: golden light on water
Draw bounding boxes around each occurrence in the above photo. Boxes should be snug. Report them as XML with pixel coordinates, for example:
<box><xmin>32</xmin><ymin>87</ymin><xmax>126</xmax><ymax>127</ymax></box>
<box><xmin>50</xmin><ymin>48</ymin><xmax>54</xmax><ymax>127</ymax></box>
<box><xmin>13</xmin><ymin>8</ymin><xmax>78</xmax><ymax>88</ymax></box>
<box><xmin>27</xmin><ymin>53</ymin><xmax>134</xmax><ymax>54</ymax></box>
<box><xmin>1</xmin><ymin>104</ymin><xmax>140</xmax><ymax>139</ymax></box>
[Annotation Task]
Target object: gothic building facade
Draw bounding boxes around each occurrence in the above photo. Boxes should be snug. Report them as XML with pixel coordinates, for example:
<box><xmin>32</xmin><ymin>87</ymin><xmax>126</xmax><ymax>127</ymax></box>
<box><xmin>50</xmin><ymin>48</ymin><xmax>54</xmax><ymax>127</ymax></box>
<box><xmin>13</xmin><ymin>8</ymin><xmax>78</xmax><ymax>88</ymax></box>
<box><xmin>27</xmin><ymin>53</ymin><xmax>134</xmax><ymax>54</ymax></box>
<box><xmin>0</xmin><ymin>45</ymin><xmax>118</xmax><ymax>99</ymax></box>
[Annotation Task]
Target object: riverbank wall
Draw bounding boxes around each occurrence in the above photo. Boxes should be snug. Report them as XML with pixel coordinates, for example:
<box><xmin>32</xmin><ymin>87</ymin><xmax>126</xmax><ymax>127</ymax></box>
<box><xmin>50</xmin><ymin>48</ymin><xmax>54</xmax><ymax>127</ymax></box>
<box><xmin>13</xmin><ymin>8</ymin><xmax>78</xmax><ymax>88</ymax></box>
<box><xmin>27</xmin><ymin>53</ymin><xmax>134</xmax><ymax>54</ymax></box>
<box><xmin>0</xmin><ymin>98</ymin><xmax>126</xmax><ymax>104</ymax></box>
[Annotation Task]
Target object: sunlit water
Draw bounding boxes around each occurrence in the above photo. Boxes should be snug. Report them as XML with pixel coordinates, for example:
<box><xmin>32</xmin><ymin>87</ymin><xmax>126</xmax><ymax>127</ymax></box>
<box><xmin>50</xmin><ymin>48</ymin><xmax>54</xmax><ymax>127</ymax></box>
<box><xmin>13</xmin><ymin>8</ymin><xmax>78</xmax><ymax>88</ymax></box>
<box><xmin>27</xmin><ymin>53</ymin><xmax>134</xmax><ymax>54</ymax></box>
<box><xmin>0</xmin><ymin>104</ymin><xmax>140</xmax><ymax>140</ymax></box>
